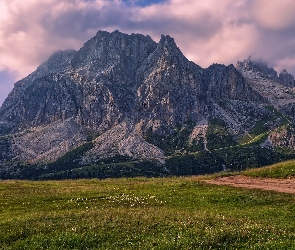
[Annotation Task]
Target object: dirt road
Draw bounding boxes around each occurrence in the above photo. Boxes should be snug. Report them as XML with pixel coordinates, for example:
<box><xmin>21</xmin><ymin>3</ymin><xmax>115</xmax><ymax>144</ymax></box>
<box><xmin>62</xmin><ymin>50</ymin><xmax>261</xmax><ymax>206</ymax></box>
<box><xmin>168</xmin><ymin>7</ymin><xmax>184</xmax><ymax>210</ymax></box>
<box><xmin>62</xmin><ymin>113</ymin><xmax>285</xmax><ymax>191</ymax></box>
<box><xmin>205</xmin><ymin>175</ymin><xmax>295</xmax><ymax>194</ymax></box>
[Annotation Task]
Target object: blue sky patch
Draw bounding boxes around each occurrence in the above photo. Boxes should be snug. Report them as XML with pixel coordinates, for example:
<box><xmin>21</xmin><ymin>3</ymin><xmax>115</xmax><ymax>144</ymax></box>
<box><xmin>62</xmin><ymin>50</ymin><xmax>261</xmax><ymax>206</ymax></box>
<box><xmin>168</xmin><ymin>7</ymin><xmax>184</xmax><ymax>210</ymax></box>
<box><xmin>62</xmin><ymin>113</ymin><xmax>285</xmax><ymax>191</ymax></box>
<box><xmin>122</xmin><ymin>0</ymin><xmax>166</xmax><ymax>7</ymax></box>
<box><xmin>0</xmin><ymin>71</ymin><xmax>15</xmax><ymax>106</ymax></box>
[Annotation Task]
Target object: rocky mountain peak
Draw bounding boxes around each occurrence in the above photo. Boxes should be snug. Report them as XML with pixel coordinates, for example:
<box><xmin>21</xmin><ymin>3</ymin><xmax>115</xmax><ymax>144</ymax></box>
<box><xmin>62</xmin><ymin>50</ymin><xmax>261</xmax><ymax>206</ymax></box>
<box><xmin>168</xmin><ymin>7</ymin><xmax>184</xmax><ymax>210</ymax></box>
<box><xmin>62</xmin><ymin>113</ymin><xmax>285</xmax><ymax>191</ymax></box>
<box><xmin>236</xmin><ymin>56</ymin><xmax>278</xmax><ymax>81</ymax></box>
<box><xmin>237</xmin><ymin>56</ymin><xmax>295</xmax><ymax>88</ymax></box>
<box><xmin>0</xmin><ymin>30</ymin><xmax>295</xmax><ymax>177</ymax></box>
<box><xmin>71</xmin><ymin>30</ymin><xmax>157</xmax><ymax>74</ymax></box>
<box><xmin>279</xmin><ymin>69</ymin><xmax>295</xmax><ymax>87</ymax></box>
<box><xmin>158</xmin><ymin>34</ymin><xmax>185</xmax><ymax>58</ymax></box>
<box><xmin>159</xmin><ymin>34</ymin><xmax>176</xmax><ymax>46</ymax></box>
<box><xmin>38</xmin><ymin>49</ymin><xmax>77</xmax><ymax>72</ymax></box>
<box><xmin>202</xmin><ymin>63</ymin><xmax>263</xmax><ymax>103</ymax></box>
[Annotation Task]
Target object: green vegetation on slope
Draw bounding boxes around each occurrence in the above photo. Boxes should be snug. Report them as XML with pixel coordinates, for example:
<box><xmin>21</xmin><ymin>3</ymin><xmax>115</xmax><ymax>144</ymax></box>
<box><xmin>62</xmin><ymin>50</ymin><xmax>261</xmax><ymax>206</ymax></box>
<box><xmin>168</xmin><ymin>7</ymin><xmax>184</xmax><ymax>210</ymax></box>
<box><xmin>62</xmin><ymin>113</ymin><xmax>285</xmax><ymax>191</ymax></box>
<box><xmin>165</xmin><ymin>146</ymin><xmax>294</xmax><ymax>175</ymax></box>
<box><xmin>1</xmin><ymin>177</ymin><xmax>295</xmax><ymax>249</ymax></box>
<box><xmin>242</xmin><ymin>159</ymin><xmax>295</xmax><ymax>179</ymax></box>
<box><xmin>1</xmin><ymin>144</ymin><xmax>294</xmax><ymax>180</ymax></box>
<box><xmin>206</xmin><ymin>119</ymin><xmax>236</xmax><ymax>150</ymax></box>
<box><xmin>39</xmin><ymin>160</ymin><xmax>165</xmax><ymax>180</ymax></box>
<box><xmin>144</xmin><ymin>121</ymin><xmax>203</xmax><ymax>155</ymax></box>
<box><xmin>238</xmin><ymin>132</ymin><xmax>268</xmax><ymax>146</ymax></box>
<box><xmin>144</xmin><ymin>119</ymin><xmax>237</xmax><ymax>155</ymax></box>
<box><xmin>238</xmin><ymin>105</ymin><xmax>290</xmax><ymax>145</ymax></box>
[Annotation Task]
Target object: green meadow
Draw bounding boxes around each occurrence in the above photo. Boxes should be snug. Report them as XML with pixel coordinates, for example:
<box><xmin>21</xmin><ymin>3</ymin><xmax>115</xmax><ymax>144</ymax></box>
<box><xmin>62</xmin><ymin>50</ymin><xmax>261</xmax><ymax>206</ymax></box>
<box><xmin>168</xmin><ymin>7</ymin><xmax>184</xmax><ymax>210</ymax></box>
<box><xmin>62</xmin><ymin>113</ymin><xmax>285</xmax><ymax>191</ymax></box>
<box><xmin>1</xmin><ymin>161</ymin><xmax>295</xmax><ymax>249</ymax></box>
<box><xmin>243</xmin><ymin>159</ymin><xmax>295</xmax><ymax>179</ymax></box>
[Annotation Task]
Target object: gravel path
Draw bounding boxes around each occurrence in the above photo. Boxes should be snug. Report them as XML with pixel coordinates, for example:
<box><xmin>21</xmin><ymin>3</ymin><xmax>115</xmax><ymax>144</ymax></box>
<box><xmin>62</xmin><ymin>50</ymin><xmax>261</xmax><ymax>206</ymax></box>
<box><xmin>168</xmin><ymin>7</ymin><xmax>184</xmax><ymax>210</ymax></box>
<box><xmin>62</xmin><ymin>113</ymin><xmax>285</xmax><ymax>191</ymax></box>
<box><xmin>205</xmin><ymin>175</ymin><xmax>295</xmax><ymax>194</ymax></box>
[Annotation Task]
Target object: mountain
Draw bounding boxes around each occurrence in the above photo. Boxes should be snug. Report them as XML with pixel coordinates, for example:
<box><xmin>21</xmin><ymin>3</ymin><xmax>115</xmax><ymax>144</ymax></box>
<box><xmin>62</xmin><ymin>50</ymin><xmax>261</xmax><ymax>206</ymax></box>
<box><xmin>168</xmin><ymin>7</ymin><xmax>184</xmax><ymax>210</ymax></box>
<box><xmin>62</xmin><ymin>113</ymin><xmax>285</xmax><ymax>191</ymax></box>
<box><xmin>236</xmin><ymin>57</ymin><xmax>295</xmax><ymax>151</ymax></box>
<box><xmin>0</xmin><ymin>31</ymin><xmax>295</xmax><ymax>179</ymax></box>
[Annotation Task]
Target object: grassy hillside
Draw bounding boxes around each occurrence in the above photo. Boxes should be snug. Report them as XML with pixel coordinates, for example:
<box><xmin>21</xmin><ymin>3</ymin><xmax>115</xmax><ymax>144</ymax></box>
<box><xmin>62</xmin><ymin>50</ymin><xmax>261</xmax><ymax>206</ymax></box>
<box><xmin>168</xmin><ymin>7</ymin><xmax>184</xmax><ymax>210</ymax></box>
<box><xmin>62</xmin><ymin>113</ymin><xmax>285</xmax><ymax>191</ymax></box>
<box><xmin>242</xmin><ymin>159</ymin><xmax>295</xmax><ymax>179</ymax></box>
<box><xmin>1</xmin><ymin>177</ymin><xmax>295</xmax><ymax>249</ymax></box>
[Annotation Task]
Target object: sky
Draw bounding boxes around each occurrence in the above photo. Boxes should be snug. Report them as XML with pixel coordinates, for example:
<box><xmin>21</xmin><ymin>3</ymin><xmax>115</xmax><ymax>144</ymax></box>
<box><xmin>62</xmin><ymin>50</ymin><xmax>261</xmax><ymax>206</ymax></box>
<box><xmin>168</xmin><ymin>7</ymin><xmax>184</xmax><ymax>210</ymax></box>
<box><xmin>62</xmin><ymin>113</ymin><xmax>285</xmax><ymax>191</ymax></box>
<box><xmin>1</xmin><ymin>0</ymin><xmax>295</xmax><ymax>106</ymax></box>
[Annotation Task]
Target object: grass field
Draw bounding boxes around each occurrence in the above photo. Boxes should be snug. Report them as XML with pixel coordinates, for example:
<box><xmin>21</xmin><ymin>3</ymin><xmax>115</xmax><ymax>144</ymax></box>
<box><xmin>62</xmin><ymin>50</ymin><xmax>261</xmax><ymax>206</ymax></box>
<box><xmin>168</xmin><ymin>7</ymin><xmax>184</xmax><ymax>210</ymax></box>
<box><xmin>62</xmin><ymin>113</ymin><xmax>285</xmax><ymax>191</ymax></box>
<box><xmin>1</xmin><ymin>169</ymin><xmax>295</xmax><ymax>249</ymax></box>
<box><xmin>243</xmin><ymin>159</ymin><xmax>295</xmax><ymax>179</ymax></box>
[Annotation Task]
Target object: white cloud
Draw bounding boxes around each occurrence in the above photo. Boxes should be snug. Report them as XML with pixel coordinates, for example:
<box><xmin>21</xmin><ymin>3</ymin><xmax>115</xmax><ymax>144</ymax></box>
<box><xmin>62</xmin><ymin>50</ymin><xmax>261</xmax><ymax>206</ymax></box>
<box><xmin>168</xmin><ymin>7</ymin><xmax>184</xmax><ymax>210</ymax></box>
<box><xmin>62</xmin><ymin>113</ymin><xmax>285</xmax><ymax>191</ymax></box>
<box><xmin>251</xmin><ymin>0</ymin><xmax>295</xmax><ymax>30</ymax></box>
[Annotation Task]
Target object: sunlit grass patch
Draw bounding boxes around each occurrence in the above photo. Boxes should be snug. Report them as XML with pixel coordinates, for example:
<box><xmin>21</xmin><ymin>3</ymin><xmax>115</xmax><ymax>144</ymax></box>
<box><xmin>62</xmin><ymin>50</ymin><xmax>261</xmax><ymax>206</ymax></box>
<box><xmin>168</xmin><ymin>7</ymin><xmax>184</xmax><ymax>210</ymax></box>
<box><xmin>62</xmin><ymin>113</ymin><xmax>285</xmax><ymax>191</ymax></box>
<box><xmin>243</xmin><ymin>159</ymin><xmax>295</xmax><ymax>179</ymax></box>
<box><xmin>102</xmin><ymin>193</ymin><xmax>165</xmax><ymax>207</ymax></box>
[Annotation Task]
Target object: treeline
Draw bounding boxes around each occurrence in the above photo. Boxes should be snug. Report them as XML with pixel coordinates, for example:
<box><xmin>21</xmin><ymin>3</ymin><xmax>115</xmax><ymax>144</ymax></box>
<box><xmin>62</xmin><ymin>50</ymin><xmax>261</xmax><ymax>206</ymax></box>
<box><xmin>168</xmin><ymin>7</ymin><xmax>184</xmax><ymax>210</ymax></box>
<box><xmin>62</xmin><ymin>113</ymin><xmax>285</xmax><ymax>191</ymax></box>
<box><xmin>1</xmin><ymin>145</ymin><xmax>294</xmax><ymax>180</ymax></box>
<box><xmin>166</xmin><ymin>146</ymin><xmax>293</xmax><ymax>175</ymax></box>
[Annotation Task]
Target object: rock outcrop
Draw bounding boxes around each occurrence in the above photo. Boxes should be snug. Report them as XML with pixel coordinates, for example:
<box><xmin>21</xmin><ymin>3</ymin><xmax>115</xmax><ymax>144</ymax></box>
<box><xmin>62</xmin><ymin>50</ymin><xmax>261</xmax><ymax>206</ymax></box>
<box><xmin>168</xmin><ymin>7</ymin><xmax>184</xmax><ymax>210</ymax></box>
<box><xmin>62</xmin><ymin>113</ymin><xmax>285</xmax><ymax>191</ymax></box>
<box><xmin>279</xmin><ymin>69</ymin><xmax>295</xmax><ymax>87</ymax></box>
<box><xmin>236</xmin><ymin>57</ymin><xmax>295</xmax><ymax>110</ymax></box>
<box><xmin>269</xmin><ymin>126</ymin><xmax>295</xmax><ymax>150</ymax></box>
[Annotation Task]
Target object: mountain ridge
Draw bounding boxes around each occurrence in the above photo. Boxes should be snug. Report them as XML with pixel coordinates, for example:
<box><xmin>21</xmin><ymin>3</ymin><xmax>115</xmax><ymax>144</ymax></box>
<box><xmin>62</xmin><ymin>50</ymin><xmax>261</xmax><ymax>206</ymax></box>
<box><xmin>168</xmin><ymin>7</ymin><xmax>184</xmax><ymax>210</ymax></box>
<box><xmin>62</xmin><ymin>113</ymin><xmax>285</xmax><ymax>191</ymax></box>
<box><xmin>0</xmin><ymin>30</ymin><xmax>295</xmax><ymax>179</ymax></box>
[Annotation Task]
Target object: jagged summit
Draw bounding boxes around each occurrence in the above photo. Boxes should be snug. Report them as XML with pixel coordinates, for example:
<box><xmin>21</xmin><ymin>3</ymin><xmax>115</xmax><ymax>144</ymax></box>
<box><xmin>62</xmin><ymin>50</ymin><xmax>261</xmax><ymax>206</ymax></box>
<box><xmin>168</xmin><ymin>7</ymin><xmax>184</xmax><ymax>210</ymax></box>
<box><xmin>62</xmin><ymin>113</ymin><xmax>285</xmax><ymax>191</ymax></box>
<box><xmin>0</xmin><ymin>30</ymin><xmax>294</xmax><ymax>179</ymax></box>
<box><xmin>159</xmin><ymin>34</ymin><xmax>176</xmax><ymax>45</ymax></box>
<box><xmin>236</xmin><ymin>56</ymin><xmax>278</xmax><ymax>81</ymax></box>
<box><xmin>279</xmin><ymin>69</ymin><xmax>295</xmax><ymax>87</ymax></box>
<box><xmin>236</xmin><ymin>55</ymin><xmax>295</xmax><ymax>126</ymax></box>
<box><xmin>71</xmin><ymin>30</ymin><xmax>157</xmax><ymax>74</ymax></box>
<box><xmin>236</xmin><ymin>56</ymin><xmax>295</xmax><ymax>87</ymax></box>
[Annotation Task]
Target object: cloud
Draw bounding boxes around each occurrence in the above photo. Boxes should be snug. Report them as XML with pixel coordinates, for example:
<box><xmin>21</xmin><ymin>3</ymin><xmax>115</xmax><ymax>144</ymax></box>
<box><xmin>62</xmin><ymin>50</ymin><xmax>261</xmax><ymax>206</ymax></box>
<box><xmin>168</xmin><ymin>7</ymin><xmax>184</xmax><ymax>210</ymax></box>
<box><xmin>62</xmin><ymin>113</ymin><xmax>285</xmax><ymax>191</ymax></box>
<box><xmin>251</xmin><ymin>0</ymin><xmax>295</xmax><ymax>30</ymax></box>
<box><xmin>1</xmin><ymin>0</ymin><xmax>295</xmax><ymax>106</ymax></box>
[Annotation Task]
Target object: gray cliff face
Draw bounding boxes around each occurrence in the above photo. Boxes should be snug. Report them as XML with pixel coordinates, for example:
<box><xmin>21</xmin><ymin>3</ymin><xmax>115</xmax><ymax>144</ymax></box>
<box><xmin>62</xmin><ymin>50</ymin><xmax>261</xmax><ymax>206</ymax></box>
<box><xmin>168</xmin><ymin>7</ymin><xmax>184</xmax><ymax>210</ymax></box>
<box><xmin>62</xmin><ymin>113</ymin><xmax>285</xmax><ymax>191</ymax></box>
<box><xmin>0</xmin><ymin>30</ymin><xmax>294</xmax><ymax>167</ymax></box>
<box><xmin>270</xmin><ymin>126</ymin><xmax>295</xmax><ymax>150</ymax></box>
<box><xmin>81</xmin><ymin>120</ymin><xmax>165</xmax><ymax>164</ymax></box>
<box><xmin>0</xmin><ymin>50</ymin><xmax>78</xmax><ymax>134</ymax></box>
<box><xmin>71</xmin><ymin>30</ymin><xmax>157</xmax><ymax>77</ymax></box>
<box><xmin>279</xmin><ymin>69</ymin><xmax>295</xmax><ymax>87</ymax></box>
<box><xmin>236</xmin><ymin>57</ymin><xmax>295</xmax><ymax>111</ymax></box>
<box><xmin>135</xmin><ymin>35</ymin><xmax>204</xmax><ymax>129</ymax></box>
<box><xmin>134</xmin><ymin>36</ymin><xmax>265</xmax><ymax>135</ymax></box>
<box><xmin>236</xmin><ymin>57</ymin><xmax>295</xmax><ymax>150</ymax></box>
<box><xmin>37</xmin><ymin>50</ymin><xmax>78</xmax><ymax>76</ymax></box>
<box><xmin>11</xmin><ymin>118</ymin><xmax>87</xmax><ymax>164</ymax></box>
<box><xmin>237</xmin><ymin>57</ymin><xmax>295</xmax><ymax>88</ymax></box>
<box><xmin>1</xmin><ymin>50</ymin><xmax>77</xmax><ymax>110</ymax></box>
<box><xmin>0</xmin><ymin>31</ymin><xmax>157</xmax><ymax>134</ymax></box>
<box><xmin>202</xmin><ymin>63</ymin><xmax>263</xmax><ymax>102</ymax></box>
<box><xmin>236</xmin><ymin>57</ymin><xmax>279</xmax><ymax>82</ymax></box>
